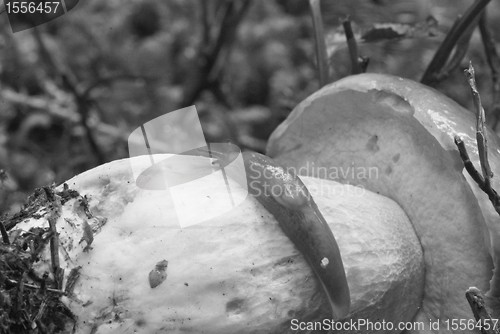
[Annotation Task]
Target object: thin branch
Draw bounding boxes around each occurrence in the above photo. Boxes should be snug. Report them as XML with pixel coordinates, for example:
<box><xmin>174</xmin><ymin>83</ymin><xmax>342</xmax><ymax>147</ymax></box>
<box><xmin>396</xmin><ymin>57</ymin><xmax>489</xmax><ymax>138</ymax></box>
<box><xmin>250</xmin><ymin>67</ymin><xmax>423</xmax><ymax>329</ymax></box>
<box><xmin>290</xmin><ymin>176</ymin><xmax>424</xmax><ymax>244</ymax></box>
<box><xmin>0</xmin><ymin>221</ymin><xmax>9</xmax><ymax>244</ymax></box>
<box><xmin>32</xmin><ymin>27</ymin><xmax>105</xmax><ymax>164</ymax></box>
<box><xmin>455</xmin><ymin>137</ymin><xmax>487</xmax><ymax>187</ymax></box>
<box><xmin>466</xmin><ymin>288</ymin><xmax>500</xmax><ymax>334</ymax></box>
<box><xmin>207</xmin><ymin>85</ymin><xmax>241</xmax><ymax>147</ymax></box>
<box><xmin>454</xmin><ymin>70</ymin><xmax>500</xmax><ymax>308</ymax></box>
<box><xmin>359</xmin><ymin>56</ymin><xmax>370</xmax><ymax>73</ymax></box>
<box><xmin>201</xmin><ymin>0</ymin><xmax>211</xmax><ymax>48</ymax></box>
<box><xmin>179</xmin><ymin>0</ymin><xmax>251</xmax><ymax>107</ymax></box>
<box><xmin>48</xmin><ymin>218</ymin><xmax>60</xmax><ymax>271</ymax></box>
<box><xmin>82</xmin><ymin>74</ymin><xmax>156</xmax><ymax>100</ymax></box>
<box><xmin>421</xmin><ymin>0</ymin><xmax>490</xmax><ymax>86</ymax></box>
<box><xmin>466</xmin><ymin>63</ymin><xmax>493</xmax><ymax>182</ymax></box>
<box><xmin>341</xmin><ymin>17</ymin><xmax>362</xmax><ymax>75</ymax></box>
<box><xmin>479</xmin><ymin>12</ymin><xmax>500</xmax><ymax>131</ymax></box>
<box><xmin>38</xmin><ymin>272</ymin><xmax>48</xmax><ymax>295</ymax></box>
<box><xmin>0</xmin><ymin>88</ymin><xmax>161</xmax><ymax>150</ymax></box>
<box><xmin>208</xmin><ymin>77</ymin><xmax>233</xmax><ymax>109</ymax></box>
<box><xmin>454</xmin><ymin>64</ymin><xmax>500</xmax><ymax>217</ymax></box>
<box><xmin>207</xmin><ymin>3</ymin><xmax>247</xmax><ymax>83</ymax></box>
<box><xmin>15</xmin><ymin>272</ymin><xmax>27</xmax><ymax>314</ymax></box>
<box><xmin>309</xmin><ymin>0</ymin><xmax>329</xmax><ymax>86</ymax></box>
<box><xmin>43</xmin><ymin>186</ymin><xmax>64</xmax><ymax>290</ymax></box>
<box><xmin>5</xmin><ymin>277</ymin><xmax>66</xmax><ymax>295</ymax></box>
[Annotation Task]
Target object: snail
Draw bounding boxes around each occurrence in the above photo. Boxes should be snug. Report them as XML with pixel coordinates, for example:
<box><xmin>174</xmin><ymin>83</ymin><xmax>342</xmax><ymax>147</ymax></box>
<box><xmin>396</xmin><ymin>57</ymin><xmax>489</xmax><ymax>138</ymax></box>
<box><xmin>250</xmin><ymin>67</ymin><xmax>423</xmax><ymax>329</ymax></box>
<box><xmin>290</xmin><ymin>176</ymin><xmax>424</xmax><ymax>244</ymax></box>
<box><xmin>5</xmin><ymin>73</ymin><xmax>499</xmax><ymax>333</ymax></box>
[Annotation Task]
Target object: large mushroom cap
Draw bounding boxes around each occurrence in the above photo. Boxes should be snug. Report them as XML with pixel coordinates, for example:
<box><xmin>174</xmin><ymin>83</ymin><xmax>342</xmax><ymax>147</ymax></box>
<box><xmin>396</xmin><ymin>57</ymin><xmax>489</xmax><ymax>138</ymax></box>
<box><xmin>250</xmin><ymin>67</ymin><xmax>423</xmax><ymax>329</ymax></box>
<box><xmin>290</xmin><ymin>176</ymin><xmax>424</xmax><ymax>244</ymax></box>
<box><xmin>267</xmin><ymin>73</ymin><xmax>495</xmax><ymax>329</ymax></box>
<box><xmin>9</xmin><ymin>154</ymin><xmax>423</xmax><ymax>333</ymax></box>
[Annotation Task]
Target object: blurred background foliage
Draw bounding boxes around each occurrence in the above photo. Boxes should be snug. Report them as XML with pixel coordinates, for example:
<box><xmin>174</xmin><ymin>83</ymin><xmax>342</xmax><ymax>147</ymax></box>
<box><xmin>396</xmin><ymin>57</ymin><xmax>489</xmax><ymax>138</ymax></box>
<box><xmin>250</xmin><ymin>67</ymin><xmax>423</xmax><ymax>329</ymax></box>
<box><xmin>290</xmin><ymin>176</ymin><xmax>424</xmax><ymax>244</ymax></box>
<box><xmin>0</xmin><ymin>0</ymin><xmax>499</xmax><ymax>215</ymax></box>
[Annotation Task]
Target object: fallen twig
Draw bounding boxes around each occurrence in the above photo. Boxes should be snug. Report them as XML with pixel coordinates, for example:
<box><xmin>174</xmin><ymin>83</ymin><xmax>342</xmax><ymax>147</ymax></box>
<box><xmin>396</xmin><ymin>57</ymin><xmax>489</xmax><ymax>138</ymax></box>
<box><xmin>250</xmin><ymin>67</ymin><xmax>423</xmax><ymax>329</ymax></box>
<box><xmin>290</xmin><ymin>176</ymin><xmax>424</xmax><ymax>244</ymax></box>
<box><xmin>466</xmin><ymin>288</ymin><xmax>500</xmax><ymax>334</ymax></box>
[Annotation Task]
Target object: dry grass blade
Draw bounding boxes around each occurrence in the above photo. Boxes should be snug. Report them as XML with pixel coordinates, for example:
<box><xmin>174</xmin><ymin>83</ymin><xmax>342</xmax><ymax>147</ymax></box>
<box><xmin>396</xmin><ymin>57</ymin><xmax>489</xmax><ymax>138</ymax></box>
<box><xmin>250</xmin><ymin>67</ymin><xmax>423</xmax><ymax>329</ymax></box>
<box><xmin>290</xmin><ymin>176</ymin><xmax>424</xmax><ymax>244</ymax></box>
<box><xmin>432</xmin><ymin>16</ymin><xmax>478</xmax><ymax>83</ymax></box>
<box><xmin>31</xmin><ymin>297</ymin><xmax>48</xmax><ymax>327</ymax></box>
<box><xmin>43</xmin><ymin>187</ymin><xmax>64</xmax><ymax>290</ymax></box>
<box><xmin>309</xmin><ymin>0</ymin><xmax>329</xmax><ymax>87</ymax></box>
<box><xmin>64</xmin><ymin>267</ymin><xmax>81</xmax><ymax>295</ymax></box>
<box><xmin>341</xmin><ymin>16</ymin><xmax>363</xmax><ymax>75</ymax></box>
<box><xmin>421</xmin><ymin>0</ymin><xmax>490</xmax><ymax>86</ymax></box>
